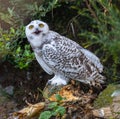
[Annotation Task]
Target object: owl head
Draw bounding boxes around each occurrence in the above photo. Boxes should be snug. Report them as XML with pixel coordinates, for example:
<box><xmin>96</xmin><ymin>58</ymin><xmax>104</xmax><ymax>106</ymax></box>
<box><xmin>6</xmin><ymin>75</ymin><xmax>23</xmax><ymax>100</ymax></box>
<box><xmin>25</xmin><ymin>20</ymin><xmax>49</xmax><ymax>40</ymax></box>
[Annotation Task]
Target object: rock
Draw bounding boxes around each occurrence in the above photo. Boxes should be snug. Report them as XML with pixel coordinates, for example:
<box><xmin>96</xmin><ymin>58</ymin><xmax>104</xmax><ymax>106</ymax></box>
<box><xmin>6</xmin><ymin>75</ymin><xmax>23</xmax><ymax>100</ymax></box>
<box><xmin>0</xmin><ymin>85</ymin><xmax>2</xmax><ymax>88</ymax></box>
<box><xmin>93</xmin><ymin>84</ymin><xmax>120</xmax><ymax>119</ymax></box>
<box><xmin>111</xmin><ymin>89</ymin><xmax>120</xmax><ymax>97</ymax></box>
<box><xmin>4</xmin><ymin>86</ymin><xmax>14</xmax><ymax>95</ymax></box>
<box><xmin>111</xmin><ymin>85</ymin><xmax>120</xmax><ymax>97</ymax></box>
<box><xmin>0</xmin><ymin>85</ymin><xmax>17</xmax><ymax>119</ymax></box>
<box><xmin>112</xmin><ymin>96</ymin><xmax>120</xmax><ymax>119</ymax></box>
<box><xmin>0</xmin><ymin>87</ymin><xmax>9</xmax><ymax>104</ymax></box>
<box><xmin>93</xmin><ymin>84</ymin><xmax>117</xmax><ymax>108</ymax></box>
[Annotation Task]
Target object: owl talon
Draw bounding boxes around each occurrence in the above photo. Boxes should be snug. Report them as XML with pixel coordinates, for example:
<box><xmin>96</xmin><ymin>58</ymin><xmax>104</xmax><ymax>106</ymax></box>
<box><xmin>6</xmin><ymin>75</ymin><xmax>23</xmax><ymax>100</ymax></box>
<box><xmin>47</xmin><ymin>77</ymin><xmax>67</xmax><ymax>86</ymax></box>
<box><xmin>46</xmin><ymin>80</ymin><xmax>58</xmax><ymax>87</ymax></box>
<box><xmin>47</xmin><ymin>80</ymin><xmax>52</xmax><ymax>85</ymax></box>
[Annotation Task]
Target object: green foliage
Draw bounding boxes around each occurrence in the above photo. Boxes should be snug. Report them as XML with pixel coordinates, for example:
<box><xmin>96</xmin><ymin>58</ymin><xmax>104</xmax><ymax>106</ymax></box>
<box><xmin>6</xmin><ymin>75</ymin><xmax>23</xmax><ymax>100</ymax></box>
<box><xmin>13</xmin><ymin>45</ymin><xmax>34</xmax><ymax>69</ymax></box>
<box><xmin>39</xmin><ymin>111</ymin><xmax>52</xmax><ymax>119</ymax></box>
<box><xmin>0</xmin><ymin>25</ymin><xmax>33</xmax><ymax>69</ymax></box>
<box><xmin>55</xmin><ymin>94</ymin><xmax>63</xmax><ymax>101</ymax></box>
<box><xmin>39</xmin><ymin>94</ymin><xmax>66</xmax><ymax>119</ymax></box>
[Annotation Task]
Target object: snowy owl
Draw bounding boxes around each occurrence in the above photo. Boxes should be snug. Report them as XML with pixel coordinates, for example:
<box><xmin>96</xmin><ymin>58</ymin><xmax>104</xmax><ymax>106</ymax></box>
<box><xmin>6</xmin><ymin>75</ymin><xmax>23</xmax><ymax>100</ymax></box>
<box><xmin>25</xmin><ymin>20</ymin><xmax>105</xmax><ymax>86</ymax></box>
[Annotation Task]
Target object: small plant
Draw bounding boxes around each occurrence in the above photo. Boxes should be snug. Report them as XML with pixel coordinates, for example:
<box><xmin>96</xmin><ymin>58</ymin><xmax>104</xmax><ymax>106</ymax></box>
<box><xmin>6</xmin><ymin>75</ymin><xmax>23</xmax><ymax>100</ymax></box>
<box><xmin>39</xmin><ymin>94</ymin><xmax>66</xmax><ymax>119</ymax></box>
<box><xmin>13</xmin><ymin>45</ymin><xmax>34</xmax><ymax>69</ymax></box>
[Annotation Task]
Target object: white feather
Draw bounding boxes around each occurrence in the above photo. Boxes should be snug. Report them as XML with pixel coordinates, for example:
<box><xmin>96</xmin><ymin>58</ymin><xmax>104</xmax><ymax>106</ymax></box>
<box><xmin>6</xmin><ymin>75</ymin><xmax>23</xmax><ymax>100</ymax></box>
<box><xmin>34</xmin><ymin>53</ymin><xmax>53</xmax><ymax>75</ymax></box>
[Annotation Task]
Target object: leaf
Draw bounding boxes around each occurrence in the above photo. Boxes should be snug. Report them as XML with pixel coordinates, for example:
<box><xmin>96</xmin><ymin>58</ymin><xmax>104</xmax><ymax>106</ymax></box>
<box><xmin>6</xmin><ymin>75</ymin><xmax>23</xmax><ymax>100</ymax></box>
<box><xmin>10</xmin><ymin>27</ymin><xmax>15</xmax><ymax>34</ymax></box>
<box><xmin>48</xmin><ymin>102</ymin><xmax>58</xmax><ymax>109</ymax></box>
<box><xmin>16</xmin><ymin>47</ymin><xmax>21</xmax><ymax>53</ymax></box>
<box><xmin>39</xmin><ymin>111</ymin><xmax>52</xmax><ymax>119</ymax></box>
<box><xmin>53</xmin><ymin>106</ymin><xmax>65</xmax><ymax>116</ymax></box>
<box><xmin>7</xmin><ymin>7</ymin><xmax>14</xmax><ymax>16</ymax></box>
<box><xmin>55</xmin><ymin>94</ymin><xmax>63</xmax><ymax>101</ymax></box>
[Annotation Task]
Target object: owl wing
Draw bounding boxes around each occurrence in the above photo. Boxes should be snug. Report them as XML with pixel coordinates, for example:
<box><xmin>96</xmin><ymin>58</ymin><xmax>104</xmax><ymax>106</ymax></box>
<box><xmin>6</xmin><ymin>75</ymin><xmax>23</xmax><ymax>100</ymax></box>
<box><xmin>80</xmin><ymin>49</ymin><xmax>103</xmax><ymax>73</ymax></box>
<box><xmin>41</xmin><ymin>33</ymin><xmax>103</xmax><ymax>81</ymax></box>
<box><xmin>34</xmin><ymin>53</ymin><xmax>53</xmax><ymax>75</ymax></box>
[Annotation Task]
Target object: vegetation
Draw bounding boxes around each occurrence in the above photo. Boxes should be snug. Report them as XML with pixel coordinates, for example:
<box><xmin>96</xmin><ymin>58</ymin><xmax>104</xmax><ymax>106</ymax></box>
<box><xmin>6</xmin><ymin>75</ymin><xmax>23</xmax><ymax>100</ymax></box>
<box><xmin>0</xmin><ymin>0</ymin><xmax>120</xmax><ymax>81</ymax></box>
<box><xmin>39</xmin><ymin>94</ymin><xmax>66</xmax><ymax>119</ymax></box>
<box><xmin>93</xmin><ymin>84</ymin><xmax>116</xmax><ymax>108</ymax></box>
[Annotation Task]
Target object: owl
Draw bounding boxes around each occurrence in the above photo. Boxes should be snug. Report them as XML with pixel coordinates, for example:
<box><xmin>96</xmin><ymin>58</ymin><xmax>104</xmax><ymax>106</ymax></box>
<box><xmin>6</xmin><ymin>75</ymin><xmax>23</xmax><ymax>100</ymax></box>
<box><xmin>25</xmin><ymin>20</ymin><xmax>105</xmax><ymax>86</ymax></box>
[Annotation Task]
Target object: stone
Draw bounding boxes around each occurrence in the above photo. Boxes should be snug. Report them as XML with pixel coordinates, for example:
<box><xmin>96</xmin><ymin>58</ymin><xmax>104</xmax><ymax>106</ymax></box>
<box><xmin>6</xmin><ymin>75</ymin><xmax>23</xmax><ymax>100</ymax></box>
<box><xmin>4</xmin><ymin>85</ymin><xmax>14</xmax><ymax>95</ymax></box>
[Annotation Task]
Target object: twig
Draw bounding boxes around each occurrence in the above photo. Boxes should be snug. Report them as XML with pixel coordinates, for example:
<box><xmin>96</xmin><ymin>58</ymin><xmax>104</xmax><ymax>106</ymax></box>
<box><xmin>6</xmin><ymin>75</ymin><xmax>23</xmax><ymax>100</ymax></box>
<box><xmin>85</xmin><ymin>0</ymin><xmax>98</xmax><ymax>21</ymax></box>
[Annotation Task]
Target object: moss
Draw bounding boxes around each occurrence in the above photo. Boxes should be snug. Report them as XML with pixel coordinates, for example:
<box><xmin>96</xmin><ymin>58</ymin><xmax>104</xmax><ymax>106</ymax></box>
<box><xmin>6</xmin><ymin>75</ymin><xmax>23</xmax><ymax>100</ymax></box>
<box><xmin>93</xmin><ymin>84</ymin><xmax>117</xmax><ymax>108</ymax></box>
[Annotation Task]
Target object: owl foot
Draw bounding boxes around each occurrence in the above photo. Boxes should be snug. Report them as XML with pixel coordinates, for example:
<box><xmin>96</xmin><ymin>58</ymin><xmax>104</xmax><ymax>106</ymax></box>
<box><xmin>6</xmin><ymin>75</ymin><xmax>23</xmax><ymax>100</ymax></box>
<box><xmin>43</xmin><ymin>75</ymin><xmax>68</xmax><ymax>97</ymax></box>
<box><xmin>44</xmin><ymin>80</ymin><xmax>65</xmax><ymax>97</ymax></box>
<box><xmin>48</xmin><ymin>77</ymin><xmax>67</xmax><ymax>86</ymax></box>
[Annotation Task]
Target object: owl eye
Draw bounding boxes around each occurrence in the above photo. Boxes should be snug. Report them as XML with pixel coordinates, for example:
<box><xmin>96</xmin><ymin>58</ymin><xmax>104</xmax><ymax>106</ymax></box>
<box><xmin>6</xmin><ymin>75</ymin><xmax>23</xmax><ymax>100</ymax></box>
<box><xmin>39</xmin><ymin>23</ymin><xmax>44</xmax><ymax>28</ymax></box>
<box><xmin>29</xmin><ymin>25</ymin><xmax>34</xmax><ymax>29</ymax></box>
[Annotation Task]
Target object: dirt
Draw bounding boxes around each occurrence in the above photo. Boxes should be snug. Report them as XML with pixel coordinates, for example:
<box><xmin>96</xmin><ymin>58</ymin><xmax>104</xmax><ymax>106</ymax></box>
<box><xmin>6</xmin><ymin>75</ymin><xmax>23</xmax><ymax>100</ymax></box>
<box><xmin>0</xmin><ymin>61</ymin><xmax>52</xmax><ymax>118</ymax></box>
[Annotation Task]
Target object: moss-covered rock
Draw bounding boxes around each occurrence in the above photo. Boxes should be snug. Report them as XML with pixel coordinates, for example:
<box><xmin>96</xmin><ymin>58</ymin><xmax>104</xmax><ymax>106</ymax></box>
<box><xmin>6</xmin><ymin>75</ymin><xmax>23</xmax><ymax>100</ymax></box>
<box><xmin>93</xmin><ymin>84</ymin><xmax>117</xmax><ymax>108</ymax></box>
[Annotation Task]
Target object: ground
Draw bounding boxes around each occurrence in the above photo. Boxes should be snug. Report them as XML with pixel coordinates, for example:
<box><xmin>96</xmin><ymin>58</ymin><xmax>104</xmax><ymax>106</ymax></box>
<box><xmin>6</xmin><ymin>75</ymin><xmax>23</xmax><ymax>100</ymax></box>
<box><xmin>0</xmin><ymin>61</ymin><xmax>52</xmax><ymax>118</ymax></box>
<box><xmin>0</xmin><ymin>61</ymin><xmax>119</xmax><ymax>119</ymax></box>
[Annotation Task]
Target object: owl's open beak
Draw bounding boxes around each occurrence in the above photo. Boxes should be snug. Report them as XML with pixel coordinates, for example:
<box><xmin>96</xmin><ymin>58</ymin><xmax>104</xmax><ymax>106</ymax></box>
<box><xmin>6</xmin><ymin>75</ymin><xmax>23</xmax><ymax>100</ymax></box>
<box><xmin>34</xmin><ymin>29</ymin><xmax>41</xmax><ymax>35</ymax></box>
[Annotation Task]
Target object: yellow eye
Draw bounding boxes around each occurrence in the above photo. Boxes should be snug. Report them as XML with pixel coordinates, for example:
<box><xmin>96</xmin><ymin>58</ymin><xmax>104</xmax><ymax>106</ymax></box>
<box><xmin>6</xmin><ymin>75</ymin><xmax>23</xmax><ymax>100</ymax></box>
<box><xmin>29</xmin><ymin>25</ymin><xmax>34</xmax><ymax>29</ymax></box>
<box><xmin>39</xmin><ymin>23</ymin><xmax>44</xmax><ymax>28</ymax></box>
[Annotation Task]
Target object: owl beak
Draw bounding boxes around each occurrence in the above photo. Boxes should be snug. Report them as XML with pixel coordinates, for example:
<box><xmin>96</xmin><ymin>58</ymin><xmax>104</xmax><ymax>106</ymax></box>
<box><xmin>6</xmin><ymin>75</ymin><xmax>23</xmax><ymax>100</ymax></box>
<box><xmin>34</xmin><ymin>28</ymin><xmax>41</xmax><ymax>35</ymax></box>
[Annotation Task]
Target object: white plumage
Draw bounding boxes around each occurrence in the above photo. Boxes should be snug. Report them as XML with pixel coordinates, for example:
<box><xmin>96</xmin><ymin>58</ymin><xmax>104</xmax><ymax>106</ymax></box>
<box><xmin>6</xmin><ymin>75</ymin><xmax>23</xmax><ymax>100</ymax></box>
<box><xmin>25</xmin><ymin>20</ymin><xmax>105</xmax><ymax>86</ymax></box>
